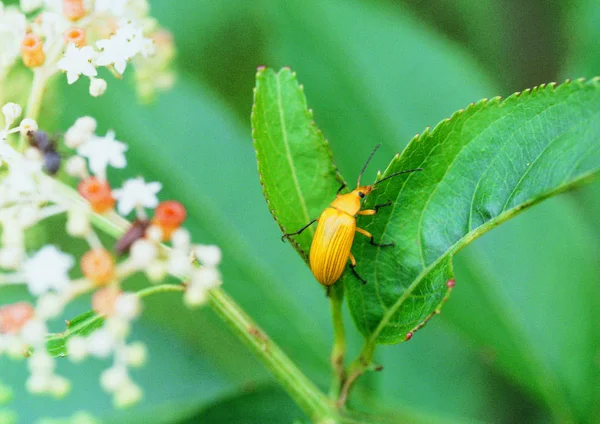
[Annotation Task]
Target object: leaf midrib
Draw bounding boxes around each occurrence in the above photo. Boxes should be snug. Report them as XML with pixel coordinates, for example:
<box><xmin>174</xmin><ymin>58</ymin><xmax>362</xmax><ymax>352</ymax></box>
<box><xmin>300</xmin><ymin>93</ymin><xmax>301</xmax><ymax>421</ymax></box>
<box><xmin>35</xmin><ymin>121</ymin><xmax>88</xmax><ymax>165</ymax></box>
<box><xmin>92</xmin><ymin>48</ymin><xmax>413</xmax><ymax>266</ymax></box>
<box><xmin>366</xmin><ymin>169</ymin><xmax>600</xmax><ymax>347</ymax></box>
<box><xmin>368</xmin><ymin>86</ymin><xmax>588</xmax><ymax>326</ymax></box>
<box><xmin>274</xmin><ymin>73</ymin><xmax>311</xmax><ymax>230</ymax></box>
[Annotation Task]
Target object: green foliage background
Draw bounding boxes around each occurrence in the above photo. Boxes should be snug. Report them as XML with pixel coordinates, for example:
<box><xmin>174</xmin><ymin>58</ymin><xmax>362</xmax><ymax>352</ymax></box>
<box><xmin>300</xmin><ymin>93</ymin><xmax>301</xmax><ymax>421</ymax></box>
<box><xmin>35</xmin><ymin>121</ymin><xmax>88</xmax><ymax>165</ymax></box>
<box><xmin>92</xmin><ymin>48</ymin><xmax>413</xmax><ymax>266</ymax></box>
<box><xmin>1</xmin><ymin>0</ymin><xmax>599</xmax><ymax>422</ymax></box>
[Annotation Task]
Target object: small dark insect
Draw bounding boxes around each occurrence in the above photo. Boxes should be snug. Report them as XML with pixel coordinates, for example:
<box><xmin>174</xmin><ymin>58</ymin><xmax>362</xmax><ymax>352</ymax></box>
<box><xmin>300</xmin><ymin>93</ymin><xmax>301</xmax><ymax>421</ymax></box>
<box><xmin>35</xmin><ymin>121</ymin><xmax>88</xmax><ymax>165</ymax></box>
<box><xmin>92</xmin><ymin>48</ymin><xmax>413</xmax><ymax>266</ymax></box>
<box><xmin>27</xmin><ymin>130</ymin><xmax>62</xmax><ymax>175</ymax></box>
<box><xmin>115</xmin><ymin>219</ymin><xmax>150</xmax><ymax>255</ymax></box>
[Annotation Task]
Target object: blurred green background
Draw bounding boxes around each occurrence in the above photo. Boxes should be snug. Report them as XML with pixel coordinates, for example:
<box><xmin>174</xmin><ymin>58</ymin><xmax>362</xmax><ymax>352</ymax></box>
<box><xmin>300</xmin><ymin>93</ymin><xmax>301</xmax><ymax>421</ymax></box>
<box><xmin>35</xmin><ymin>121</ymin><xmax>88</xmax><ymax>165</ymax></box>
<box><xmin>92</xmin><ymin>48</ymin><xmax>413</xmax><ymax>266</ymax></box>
<box><xmin>2</xmin><ymin>0</ymin><xmax>600</xmax><ymax>422</ymax></box>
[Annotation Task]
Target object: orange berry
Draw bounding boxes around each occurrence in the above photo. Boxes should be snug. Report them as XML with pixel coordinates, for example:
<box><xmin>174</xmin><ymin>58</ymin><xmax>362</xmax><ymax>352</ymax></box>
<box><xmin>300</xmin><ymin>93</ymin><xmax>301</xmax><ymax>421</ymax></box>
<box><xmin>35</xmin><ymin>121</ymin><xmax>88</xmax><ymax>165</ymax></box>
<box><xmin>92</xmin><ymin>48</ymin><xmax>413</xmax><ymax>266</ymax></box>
<box><xmin>152</xmin><ymin>201</ymin><xmax>187</xmax><ymax>240</ymax></box>
<box><xmin>63</xmin><ymin>0</ymin><xmax>86</xmax><ymax>21</ymax></box>
<box><xmin>78</xmin><ymin>177</ymin><xmax>115</xmax><ymax>213</ymax></box>
<box><xmin>92</xmin><ymin>287</ymin><xmax>120</xmax><ymax>316</ymax></box>
<box><xmin>81</xmin><ymin>249</ymin><xmax>114</xmax><ymax>285</ymax></box>
<box><xmin>64</xmin><ymin>27</ymin><xmax>86</xmax><ymax>47</ymax></box>
<box><xmin>21</xmin><ymin>34</ymin><xmax>45</xmax><ymax>68</ymax></box>
<box><xmin>0</xmin><ymin>302</ymin><xmax>34</xmax><ymax>334</ymax></box>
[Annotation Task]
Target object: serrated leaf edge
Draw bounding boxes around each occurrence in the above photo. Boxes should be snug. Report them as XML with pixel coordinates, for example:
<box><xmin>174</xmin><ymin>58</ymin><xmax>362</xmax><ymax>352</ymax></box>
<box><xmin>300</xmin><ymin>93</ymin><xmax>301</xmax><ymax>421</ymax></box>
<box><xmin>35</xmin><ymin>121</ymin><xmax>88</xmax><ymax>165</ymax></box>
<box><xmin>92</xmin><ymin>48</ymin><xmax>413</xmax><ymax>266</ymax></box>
<box><xmin>366</xmin><ymin>77</ymin><xmax>600</xmax><ymax>344</ymax></box>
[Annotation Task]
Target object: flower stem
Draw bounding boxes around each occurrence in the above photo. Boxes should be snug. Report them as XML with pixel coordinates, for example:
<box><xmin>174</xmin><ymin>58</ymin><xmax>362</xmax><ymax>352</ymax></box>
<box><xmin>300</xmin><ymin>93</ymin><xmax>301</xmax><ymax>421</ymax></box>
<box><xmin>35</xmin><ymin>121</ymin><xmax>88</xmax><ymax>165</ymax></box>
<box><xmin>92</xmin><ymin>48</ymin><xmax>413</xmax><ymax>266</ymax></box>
<box><xmin>27</xmin><ymin>67</ymin><xmax>338</xmax><ymax>421</ymax></box>
<box><xmin>337</xmin><ymin>341</ymin><xmax>375</xmax><ymax>408</ymax></box>
<box><xmin>329</xmin><ymin>283</ymin><xmax>346</xmax><ymax>399</ymax></box>
<box><xmin>19</xmin><ymin>69</ymin><xmax>47</xmax><ymax>150</ymax></box>
<box><xmin>45</xmin><ymin>176</ymin><xmax>338</xmax><ymax>422</ymax></box>
<box><xmin>209</xmin><ymin>287</ymin><xmax>336</xmax><ymax>422</ymax></box>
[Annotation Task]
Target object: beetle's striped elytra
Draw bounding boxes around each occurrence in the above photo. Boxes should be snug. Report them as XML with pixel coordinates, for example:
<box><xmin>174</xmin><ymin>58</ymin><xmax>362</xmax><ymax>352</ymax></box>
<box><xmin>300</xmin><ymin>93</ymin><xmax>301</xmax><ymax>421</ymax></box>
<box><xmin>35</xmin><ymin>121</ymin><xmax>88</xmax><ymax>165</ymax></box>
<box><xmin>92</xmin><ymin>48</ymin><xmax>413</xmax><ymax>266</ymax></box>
<box><xmin>282</xmin><ymin>145</ymin><xmax>422</xmax><ymax>286</ymax></box>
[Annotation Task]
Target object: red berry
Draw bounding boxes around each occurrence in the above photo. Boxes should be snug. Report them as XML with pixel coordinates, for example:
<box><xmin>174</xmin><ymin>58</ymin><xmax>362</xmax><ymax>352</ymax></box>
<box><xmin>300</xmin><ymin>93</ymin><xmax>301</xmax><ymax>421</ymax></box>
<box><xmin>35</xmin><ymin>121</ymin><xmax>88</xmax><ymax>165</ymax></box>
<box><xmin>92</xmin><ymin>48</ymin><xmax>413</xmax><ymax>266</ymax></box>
<box><xmin>78</xmin><ymin>177</ymin><xmax>115</xmax><ymax>213</ymax></box>
<box><xmin>152</xmin><ymin>201</ymin><xmax>186</xmax><ymax>240</ymax></box>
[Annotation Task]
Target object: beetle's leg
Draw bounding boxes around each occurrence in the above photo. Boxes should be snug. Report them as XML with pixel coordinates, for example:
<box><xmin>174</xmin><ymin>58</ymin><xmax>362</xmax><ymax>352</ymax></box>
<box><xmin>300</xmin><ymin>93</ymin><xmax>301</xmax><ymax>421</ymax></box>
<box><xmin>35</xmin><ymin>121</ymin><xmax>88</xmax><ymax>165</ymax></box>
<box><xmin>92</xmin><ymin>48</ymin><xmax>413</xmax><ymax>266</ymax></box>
<box><xmin>281</xmin><ymin>219</ymin><xmax>318</xmax><ymax>242</ymax></box>
<box><xmin>336</xmin><ymin>182</ymin><xmax>347</xmax><ymax>194</ymax></box>
<box><xmin>355</xmin><ymin>227</ymin><xmax>395</xmax><ymax>247</ymax></box>
<box><xmin>374</xmin><ymin>200</ymin><xmax>392</xmax><ymax>212</ymax></box>
<box><xmin>357</xmin><ymin>200</ymin><xmax>392</xmax><ymax>216</ymax></box>
<box><xmin>348</xmin><ymin>253</ymin><xmax>367</xmax><ymax>284</ymax></box>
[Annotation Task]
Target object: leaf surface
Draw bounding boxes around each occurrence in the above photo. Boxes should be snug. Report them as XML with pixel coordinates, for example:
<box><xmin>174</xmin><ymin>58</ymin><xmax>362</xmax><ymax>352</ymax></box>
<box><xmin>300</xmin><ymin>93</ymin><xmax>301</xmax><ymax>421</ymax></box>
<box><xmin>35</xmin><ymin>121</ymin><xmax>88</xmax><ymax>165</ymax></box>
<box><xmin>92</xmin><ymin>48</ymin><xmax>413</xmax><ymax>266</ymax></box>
<box><xmin>343</xmin><ymin>79</ymin><xmax>600</xmax><ymax>344</ymax></box>
<box><xmin>252</xmin><ymin>67</ymin><xmax>343</xmax><ymax>258</ymax></box>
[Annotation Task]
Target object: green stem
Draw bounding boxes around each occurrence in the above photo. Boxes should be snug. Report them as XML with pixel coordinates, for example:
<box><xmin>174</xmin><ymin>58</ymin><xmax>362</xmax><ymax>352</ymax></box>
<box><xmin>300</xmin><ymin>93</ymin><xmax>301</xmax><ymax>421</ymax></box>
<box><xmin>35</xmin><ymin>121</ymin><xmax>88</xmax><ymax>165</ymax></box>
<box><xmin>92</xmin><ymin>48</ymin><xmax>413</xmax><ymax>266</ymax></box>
<box><xmin>329</xmin><ymin>283</ymin><xmax>346</xmax><ymax>399</ymax></box>
<box><xmin>19</xmin><ymin>69</ymin><xmax>47</xmax><ymax>150</ymax></box>
<box><xmin>337</xmin><ymin>341</ymin><xmax>375</xmax><ymax>408</ymax></box>
<box><xmin>137</xmin><ymin>283</ymin><xmax>185</xmax><ymax>298</ymax></box>
<box><xmin>46</xmin><ymin>175</ymin><xmax>338</xmax><ymax>422</ymax></box>
<box><xmin>209</xmin><ymin>287</ymin><xmax>336</xmax><ymax>422</ymax></box>
<box><xmin>27</xmin><ymin>67</ymin><xmax>338</xmax><ymax>422</ymax></box>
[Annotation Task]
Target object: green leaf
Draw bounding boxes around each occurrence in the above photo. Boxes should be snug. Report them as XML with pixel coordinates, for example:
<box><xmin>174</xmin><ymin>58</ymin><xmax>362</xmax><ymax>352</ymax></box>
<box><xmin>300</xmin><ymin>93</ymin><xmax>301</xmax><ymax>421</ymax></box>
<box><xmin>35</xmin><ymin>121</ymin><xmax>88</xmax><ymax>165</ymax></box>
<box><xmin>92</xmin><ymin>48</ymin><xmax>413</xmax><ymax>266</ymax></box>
<box><xmin>252</xmin><ymin>67</ymin><xmax>343</xmax><ymax>258</ymax></box>
<box><xmin>45</xmin><ymin>311</ymin><xmax>104</xmax><ymax>357</ymax></box>
<box><xmin>344</xmin><ymin>78</ymin><xmax>600</xmax><ymax>344</ymax></box>
<box><xmin>262</xmin><ymin>0</ymin><xmax>499</xmax><ymax>177</ymax></box>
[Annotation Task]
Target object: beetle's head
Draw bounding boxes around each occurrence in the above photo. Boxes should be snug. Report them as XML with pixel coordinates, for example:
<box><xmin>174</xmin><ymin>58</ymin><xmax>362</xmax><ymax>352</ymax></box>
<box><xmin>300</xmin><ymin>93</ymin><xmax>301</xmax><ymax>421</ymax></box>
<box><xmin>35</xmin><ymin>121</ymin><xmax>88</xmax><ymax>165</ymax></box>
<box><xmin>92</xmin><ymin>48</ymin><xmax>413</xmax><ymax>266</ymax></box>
<box><xmin>354</xmin><ymin>185</ymin><xmax>373</xmax><ymax>199</ymax></box>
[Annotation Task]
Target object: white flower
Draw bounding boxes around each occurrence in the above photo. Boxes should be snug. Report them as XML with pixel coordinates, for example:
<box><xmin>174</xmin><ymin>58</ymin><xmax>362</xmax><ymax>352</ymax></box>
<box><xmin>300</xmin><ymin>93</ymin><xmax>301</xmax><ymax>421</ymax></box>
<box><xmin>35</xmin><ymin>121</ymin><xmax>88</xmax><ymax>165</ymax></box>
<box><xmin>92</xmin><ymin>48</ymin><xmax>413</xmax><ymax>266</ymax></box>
<box><xmin>117</xmin><ymin>22</ymin><xmax>153</xmax><ymax>58</ymax></box>
<box><xmin>125</xmin><ymin>342</ymin><xmax>146</xmax><ymax>367</ymax></box>
<box><xmin>2</xmin><ymin>103</ymin><xmax>21</xmax><ymax>127</ymax></box>
<box><xmin>74</xmin><ymin>116</ymin><xmax>97</xmax><ymax>134</ymax></box>
<box><xmin>115</xmin><ymin>293</ymin><xmax>141</xmax><ymax>320</ymax></box>
<box><xmin>95</xmin><ymin>22</ymin><xmax>152</xmax><ymax>74</ymax></box>
<box><xmin>87</xmin><ymin>329</ymin><xmax>114</xmax><ymax>358</ymax></box>
<box><xmin>114</xmin><ymin>381</ymin><xmax>142</xmax><ymax>408</ymax></box>
<box><xmin>1</xmin><ymin>156</ymin><xmax>40</xmax><ymax>198</ymax></box>
<box><xmin>194</xmin><ymin>245</ymin><xmax>222</xmax><ymax>267</ymax></box>
<box><xmin>100</xmin><ymin>365</ymin><xmax>128</xmax><ymax>392</ymax></box>
<box><xmin>57</xmin><ymin>43</ymin><xmax>98</xmax><ymax>84</ymax></box>
<box><xmin>95</xmin><ymin>0</ymin><xmax>129</xmax><ymax>17</ymax></box>
<box><xmin>0</xmin><ymin>8</ymin><xmax>26</xmax><ymax>68</ymax></box>
<box><xmin>77</xmin><ymin>130</ymin><xmax>127</xmax><ymax>178</ymax></box>
<box><xmin>129</xmin><ymin>239</ymin><xmax>157</xmax><ymax>267</ymax></box>
<box><xmin>112</xmin><ymin>177</ymin><xmax>161</xmax><ymax>215</ymax></box>
<box><xmin>23</xmin><ymin>246</ymin><xmax>74</xmax><ymax>296</ymax></box>
<box><xmin>18</xmin><ymin>118</ymin><xmax>38</xmax><ymax>136</ymax></box>
<box><xmin>64</xmin><ymin>155</ymin><xmax>88</xmax><ymax>178</ymax></box>
<box><xmin>89</xmin><ymin>77</ymin><xmax>107</xmax><ymax>97</ymax></box>
<box><xmin>96</xmin><ymin>33</ymin><xmax>131</xmax><ymax>75</ymax></box>
<box><xmin>191</xmin><ymin>267</ymin><xmax>221</xmax><ymax>289</ymax></box>
<box><xmin>66</xmin><ymin>336</ymin><xmax>88</xmax><ymax>362</ymax></box>
<box><xmin>0</xmin><ymin>138</ymin><xmax>17</xmax><ymax>165</ymax></box>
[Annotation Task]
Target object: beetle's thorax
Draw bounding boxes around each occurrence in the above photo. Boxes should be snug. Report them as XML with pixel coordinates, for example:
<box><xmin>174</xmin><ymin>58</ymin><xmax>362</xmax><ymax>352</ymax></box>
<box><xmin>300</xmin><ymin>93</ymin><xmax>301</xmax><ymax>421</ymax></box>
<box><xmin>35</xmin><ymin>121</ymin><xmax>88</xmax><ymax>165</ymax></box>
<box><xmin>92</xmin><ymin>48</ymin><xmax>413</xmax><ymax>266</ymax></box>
<box><xmin>330</xmin><ymin>186</ymin><xmax>372</xmax><ymax>216</ymax></box>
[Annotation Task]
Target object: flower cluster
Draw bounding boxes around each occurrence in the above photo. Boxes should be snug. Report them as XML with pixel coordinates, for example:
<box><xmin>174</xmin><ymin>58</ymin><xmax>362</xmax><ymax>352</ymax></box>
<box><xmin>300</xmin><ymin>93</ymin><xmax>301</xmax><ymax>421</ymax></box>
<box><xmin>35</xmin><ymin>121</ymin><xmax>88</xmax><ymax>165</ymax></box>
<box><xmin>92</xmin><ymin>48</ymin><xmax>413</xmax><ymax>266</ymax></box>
<box><xmin>0</xmin><ymin>0</ymin><xmax>174</xmax><ymax>100</ymax></box>
<box><xmin>0</xmin><ymin>103</ymin><xmax>222</xmax><ymax>408</ymax></box>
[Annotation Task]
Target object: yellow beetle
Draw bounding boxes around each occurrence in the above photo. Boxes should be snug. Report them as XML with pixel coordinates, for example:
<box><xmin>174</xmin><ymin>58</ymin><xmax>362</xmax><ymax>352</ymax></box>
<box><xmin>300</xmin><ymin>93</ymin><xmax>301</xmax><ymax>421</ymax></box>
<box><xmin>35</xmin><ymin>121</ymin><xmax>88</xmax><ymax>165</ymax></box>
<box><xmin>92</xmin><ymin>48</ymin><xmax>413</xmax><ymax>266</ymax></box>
<box><xmin>282</xmin><ymin>145</ymin><xmax>422</xmax><ymax>286</ymax></box>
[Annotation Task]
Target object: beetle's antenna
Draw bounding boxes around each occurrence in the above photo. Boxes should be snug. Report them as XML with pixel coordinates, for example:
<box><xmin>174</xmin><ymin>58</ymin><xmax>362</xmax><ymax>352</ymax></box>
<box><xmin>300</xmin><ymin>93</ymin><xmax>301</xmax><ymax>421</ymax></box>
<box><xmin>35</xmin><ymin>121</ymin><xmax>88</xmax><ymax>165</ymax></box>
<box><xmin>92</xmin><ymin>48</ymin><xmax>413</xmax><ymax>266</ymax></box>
<box><xmin>372</xmin><ymin>168</ymin><xmax>423</xmax><ymax>186</ymax></box>
<box><xmin>357</xmin><ymin>144</ymin><xmax>381</xmax><ymax>187</ymax></box>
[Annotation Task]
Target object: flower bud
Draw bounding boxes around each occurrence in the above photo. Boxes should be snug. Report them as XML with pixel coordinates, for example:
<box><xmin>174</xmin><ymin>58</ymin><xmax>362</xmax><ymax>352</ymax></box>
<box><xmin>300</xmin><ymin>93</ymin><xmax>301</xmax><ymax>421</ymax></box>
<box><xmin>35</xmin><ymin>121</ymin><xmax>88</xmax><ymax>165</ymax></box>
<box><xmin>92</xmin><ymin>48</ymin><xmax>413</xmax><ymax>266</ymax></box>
<box><xmin>64</xmin><ymin>27</ymin><xmax>86</xmax><ymax>47</ymax></box>
<box><xmin>63</xmin><ymin>0</ymin><xmax>86</xmax><ymax>21</ymax></box>
<box><xmin>65</xmin><ymin>155</ymin><xmax>88</xmax><ymax>178</ymax></box>
<box><xmin>21</xmin><ymin>34</ymin><xmax>45</xmax><ymax>68</ymax></box>
<box><xmin>19</xmin><ymin>118</ymin><xmax>38</xmax><ymax>137</ymax></box>
<box><xmin>2</xmin><ymin>103</ymin><xmax>22</xmax><ymax>126</ymax></box>
<box><xmin>89</xmin><ymin>77</ymin><xmax>107</xmax><ymax>97</ymax></box>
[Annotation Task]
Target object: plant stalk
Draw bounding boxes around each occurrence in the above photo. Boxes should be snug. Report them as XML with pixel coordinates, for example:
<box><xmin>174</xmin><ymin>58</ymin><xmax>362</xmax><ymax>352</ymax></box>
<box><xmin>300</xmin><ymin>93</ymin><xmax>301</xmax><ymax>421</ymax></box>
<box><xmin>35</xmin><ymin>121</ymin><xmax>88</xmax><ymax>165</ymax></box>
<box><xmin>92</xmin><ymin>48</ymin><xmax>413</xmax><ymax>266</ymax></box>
<box><xmin>329</xmin><ymin>283</ymin><xmax>346</xmax><ymax>399</ymax></box>
<box><xmin>45</xmin><ymin>177</ymin><xmax>339</xmax><ymax>422</ymax></box>
<box><xmin>27</xmin><ymin>68</ymin><xmax>339</xmax><ymax>422</ymax></box>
